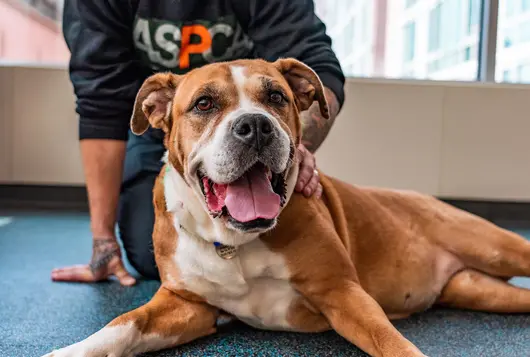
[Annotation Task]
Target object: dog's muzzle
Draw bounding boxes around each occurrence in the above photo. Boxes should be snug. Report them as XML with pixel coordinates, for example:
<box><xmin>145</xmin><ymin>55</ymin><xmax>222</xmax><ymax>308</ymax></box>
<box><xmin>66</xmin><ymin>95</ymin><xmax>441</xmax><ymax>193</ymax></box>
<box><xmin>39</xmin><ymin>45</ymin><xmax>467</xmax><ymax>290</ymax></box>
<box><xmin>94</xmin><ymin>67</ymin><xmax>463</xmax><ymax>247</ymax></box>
<box><xmin>195</xmin><ymin>112</ymin><xmax>292</xmax><ymax>231</ymax></box>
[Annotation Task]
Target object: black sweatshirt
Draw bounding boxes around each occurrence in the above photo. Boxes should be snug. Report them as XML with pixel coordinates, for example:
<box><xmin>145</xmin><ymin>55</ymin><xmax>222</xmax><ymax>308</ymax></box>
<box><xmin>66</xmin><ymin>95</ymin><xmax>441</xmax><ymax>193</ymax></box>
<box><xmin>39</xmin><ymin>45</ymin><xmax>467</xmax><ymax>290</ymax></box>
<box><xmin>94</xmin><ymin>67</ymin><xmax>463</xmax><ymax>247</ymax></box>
<box><xmin>63</xmin><ymin>0</ymin><xmax>346</xmax><ymax>141</ymax></box>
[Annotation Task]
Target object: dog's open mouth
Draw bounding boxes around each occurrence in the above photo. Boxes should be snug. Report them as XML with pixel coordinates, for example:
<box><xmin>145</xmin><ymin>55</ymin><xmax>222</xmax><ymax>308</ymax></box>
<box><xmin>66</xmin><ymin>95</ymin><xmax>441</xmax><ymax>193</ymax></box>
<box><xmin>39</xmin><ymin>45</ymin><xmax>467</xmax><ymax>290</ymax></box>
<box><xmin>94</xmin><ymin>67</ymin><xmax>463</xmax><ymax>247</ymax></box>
<box><xmin>198</xmin><ymin>162</ymin><xmax>287</xmax><ymax>228</ymax></box>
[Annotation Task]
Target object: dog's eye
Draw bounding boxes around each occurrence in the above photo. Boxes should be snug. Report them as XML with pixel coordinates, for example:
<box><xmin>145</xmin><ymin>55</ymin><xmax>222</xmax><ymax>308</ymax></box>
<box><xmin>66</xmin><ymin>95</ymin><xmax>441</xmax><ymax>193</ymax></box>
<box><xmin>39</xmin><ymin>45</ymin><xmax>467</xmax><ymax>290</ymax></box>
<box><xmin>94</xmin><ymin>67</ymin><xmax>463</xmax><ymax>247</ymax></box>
<box><xmin>269</xmin><ymin>92</ymin><xmax>283</xmax><ymax>104</ymax></box>
<box><xmin>195</xmin><ymin>97</ymin><xmax>214</xmax><ymax>112</ymax></box>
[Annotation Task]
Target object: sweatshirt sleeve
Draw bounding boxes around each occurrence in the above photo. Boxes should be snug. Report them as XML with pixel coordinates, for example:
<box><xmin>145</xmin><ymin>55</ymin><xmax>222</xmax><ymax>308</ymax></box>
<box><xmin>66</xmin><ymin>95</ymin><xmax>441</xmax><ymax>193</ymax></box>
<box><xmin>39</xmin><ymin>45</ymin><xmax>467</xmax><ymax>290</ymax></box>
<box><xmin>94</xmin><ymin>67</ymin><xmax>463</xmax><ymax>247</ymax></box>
<box><xmin>243</xmin><ymin>0</ymin><xmax>346</xmax><ymax>109</ymax></box>
<box><xmin>63</xmin><ymin>0</ymin><xmax>144</xmax><ymax>140</ymax></box>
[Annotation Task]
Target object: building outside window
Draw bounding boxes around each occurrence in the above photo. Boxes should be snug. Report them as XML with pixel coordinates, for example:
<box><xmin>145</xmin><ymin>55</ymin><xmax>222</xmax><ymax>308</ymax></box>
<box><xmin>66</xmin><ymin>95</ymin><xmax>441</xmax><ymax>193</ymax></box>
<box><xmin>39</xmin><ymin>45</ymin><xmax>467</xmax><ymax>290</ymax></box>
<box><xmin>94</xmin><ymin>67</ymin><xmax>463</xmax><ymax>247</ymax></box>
<box><xmin>0</xmin><ymin>0</ymin><xmax>67</xmax><ymax>64</ymax></box>
<box><xmin>314</xmin><ymin>0</ymin><xmax>530</xmax><ymax>83</ymax></box>
<box><xmin>314</xmin><ymin>0</ymin><xmax>481</xmax><ymax>81</ymax></box>
<box><xmin>495</xmin><ymin>0</ymin><xmax>530</xmax><ymax>82</ymax></box>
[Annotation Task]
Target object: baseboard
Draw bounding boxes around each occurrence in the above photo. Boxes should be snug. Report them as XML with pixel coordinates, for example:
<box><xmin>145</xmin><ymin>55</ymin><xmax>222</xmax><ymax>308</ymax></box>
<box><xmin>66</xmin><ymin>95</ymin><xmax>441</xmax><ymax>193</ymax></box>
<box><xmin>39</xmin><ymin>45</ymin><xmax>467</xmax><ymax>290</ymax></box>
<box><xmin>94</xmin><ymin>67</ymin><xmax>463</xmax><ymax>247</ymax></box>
<box><xmin>1</xmin><ymin>184</ymin><xmax>530</xmax><ymax>227</ymax></box>
<box><xmin>0</xmin><ymin>184</ymin><xmax>88</xmax><ymax>212</ymax></box>
<box><xmin>440</xmin><ymin>198</ymin><xmax>530</xmax><ymax>228</ymax></box>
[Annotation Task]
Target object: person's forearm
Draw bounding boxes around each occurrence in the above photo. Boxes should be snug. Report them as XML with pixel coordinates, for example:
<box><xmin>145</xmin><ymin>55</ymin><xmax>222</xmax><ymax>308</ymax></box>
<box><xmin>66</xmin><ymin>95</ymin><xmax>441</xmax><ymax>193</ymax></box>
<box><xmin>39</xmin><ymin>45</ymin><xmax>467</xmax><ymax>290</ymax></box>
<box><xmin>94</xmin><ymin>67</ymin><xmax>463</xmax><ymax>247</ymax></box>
<box><xmin>80</xmin><ymin>139</ymin><xmax>126</xmax><ymax>238</ymax></box>
<box><xmin>300</xmin><ymin>87</ymin><xmax>341</xmax><ymax>153</ymax></box>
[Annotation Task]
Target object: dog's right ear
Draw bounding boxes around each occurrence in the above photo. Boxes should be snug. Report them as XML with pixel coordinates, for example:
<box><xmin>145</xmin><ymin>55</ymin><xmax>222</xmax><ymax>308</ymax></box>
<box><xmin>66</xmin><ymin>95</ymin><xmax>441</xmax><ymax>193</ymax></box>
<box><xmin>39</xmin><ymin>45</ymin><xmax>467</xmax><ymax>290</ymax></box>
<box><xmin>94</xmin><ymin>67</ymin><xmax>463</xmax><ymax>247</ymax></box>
<box><xmin>130</xmin><ymin>72</ymin><xmax>181</xmax><ymax>136</ymax></box>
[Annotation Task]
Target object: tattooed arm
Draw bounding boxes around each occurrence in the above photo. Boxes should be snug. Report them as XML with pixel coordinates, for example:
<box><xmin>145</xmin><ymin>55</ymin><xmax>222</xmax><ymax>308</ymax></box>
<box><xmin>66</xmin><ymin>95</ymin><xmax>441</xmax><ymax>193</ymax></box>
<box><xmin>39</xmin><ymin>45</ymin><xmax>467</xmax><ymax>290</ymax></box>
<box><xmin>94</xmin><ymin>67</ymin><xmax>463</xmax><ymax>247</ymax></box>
<box><xmin>294</xmin><ymin>87</ymin><xmax>341</xmax><ymax>198</ymax></box>
<box><xmin>300</xmin><ymin>87</ymin><xmax>341</xmax><ymax>153</ymax></box>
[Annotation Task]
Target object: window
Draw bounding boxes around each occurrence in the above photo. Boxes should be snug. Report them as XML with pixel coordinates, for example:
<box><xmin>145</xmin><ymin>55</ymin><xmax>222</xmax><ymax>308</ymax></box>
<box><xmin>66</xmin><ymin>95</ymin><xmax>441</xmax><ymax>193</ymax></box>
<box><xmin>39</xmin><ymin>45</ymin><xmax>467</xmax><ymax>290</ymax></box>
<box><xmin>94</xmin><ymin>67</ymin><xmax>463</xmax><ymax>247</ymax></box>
<box><xmin>0</xmin><ymin>0</ymin><xmax>68</xmax><ymax>64</ymax></box>
<box><xmin>503</xmin><ymin>69</ymin><xmax>512</xmax><ymax>81</ymax></box>
<box><xmin>506</xmin><ymin>0</ymin><xmax>518</xmax><ymax>16</ymax></box>
<box><xmin>403</xmin><ymin>22</ymin><xmax>416</xmax><ymax>62</ymax></box>
<box><xmin>504</xmin><ymin>35</ymin><xmax>513</xmax><ymax>48</ymax></box>
<box><xmin>345</xmin><ymin>19</ymin><xmax>356</xmax><ymax>54</ymax></box>
<box><xmin>360</xmin><ymin>3</ymin><xmax>370</xmax><ymax>44</ymax></box>
<box><xmin>406</xmin><ymin>0</ymin><xmax>417</xmax><ymax>8</ymax></box>
<box><xmin>521</xmin><ymin>22</ymin><xmax>530</xmax><ymax>42</ymax></box>
<box><xmin>517</xmin><ymin>64</ymin><xmax>530</xmax><ymax>82</ymax></box>
<box><xmin>468</xmin><ymin>0</ymin><xmax>480</xmax><ymax>33</ymax></box>
<box><xmin>429</xmin><ymin>4</ymin><xmax>442</xmax><ymax>52</ymax></box>
<box><xmin>496</xmin><ymin>0</ymin><xmax>530</xmax><ymax>82</ymax></box>
<box><xmin>22</xmin><ymin>0</ymin><xmax>60</xmax><ymax>21</ymax></box>
<box><xmin>314</xmin><ymin>0</ymin><xmax>482</xmax><ymax>80</ymax></box>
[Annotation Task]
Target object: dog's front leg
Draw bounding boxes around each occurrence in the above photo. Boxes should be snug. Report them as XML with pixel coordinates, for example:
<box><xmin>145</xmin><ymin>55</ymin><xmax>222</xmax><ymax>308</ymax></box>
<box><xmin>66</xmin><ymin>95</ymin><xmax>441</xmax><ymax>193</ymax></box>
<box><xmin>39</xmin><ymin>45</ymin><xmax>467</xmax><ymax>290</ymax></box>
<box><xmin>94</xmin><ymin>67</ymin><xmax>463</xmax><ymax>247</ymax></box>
<box><xmin>43</xmin><ymin>286</ymin><xmax>218</xmax><ymax>357</ymax></box>
<box><xmin>307</xmin><ymin>281</ymin><xmax>426</xmax><ymax>357</ymax></box>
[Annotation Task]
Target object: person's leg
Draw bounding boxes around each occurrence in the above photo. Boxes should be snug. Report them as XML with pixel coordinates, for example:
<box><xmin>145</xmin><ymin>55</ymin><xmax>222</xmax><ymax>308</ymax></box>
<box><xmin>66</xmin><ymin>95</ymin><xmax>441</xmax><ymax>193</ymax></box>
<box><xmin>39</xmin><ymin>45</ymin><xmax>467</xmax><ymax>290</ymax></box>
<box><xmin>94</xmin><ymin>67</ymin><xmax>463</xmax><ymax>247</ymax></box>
<box><xmin>117</xmin><ymin>128</ymin><xmax>165</xmax><ymax>280</ymax></box>
<box><xmin>118</xmin><ymin>172</ymin><xmax>160</xmax><ymax>280</ymax></box>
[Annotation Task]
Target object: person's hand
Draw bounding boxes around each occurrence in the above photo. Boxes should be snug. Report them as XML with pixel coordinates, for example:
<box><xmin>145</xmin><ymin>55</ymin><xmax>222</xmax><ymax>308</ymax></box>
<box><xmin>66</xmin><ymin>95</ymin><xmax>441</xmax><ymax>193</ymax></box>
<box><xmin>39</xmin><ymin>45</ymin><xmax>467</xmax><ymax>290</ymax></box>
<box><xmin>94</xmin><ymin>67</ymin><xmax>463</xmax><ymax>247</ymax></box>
<box><xmin>295</xmin><ymin>143</ymin><xmax>323</xmax><ymax>199</ymax></box>
<box><xmin>51</xmin><ymin>237</ymin><xmax>136</xmax><ymax>286</ymax></box>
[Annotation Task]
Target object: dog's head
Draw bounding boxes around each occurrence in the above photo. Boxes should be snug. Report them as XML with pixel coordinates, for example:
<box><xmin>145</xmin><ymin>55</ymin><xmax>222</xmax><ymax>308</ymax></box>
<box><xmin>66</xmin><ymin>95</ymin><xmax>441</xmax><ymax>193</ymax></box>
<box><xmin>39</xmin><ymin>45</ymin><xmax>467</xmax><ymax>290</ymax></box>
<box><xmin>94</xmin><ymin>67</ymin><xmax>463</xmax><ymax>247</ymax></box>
<box><xmin>130</xmin><ymin>58</ymin><xmax>328</xmax><ymax>238</ymax></box>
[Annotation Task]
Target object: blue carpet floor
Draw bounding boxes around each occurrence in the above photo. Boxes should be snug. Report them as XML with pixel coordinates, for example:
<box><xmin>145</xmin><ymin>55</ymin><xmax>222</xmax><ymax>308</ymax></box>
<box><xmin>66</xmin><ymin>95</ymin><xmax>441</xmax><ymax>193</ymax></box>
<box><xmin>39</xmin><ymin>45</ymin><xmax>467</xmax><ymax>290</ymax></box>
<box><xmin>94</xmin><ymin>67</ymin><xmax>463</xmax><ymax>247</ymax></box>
<box><xmin>0</xmin><ymin>211</ymin><xmax>529</xmax><ymax>357</ymax></box>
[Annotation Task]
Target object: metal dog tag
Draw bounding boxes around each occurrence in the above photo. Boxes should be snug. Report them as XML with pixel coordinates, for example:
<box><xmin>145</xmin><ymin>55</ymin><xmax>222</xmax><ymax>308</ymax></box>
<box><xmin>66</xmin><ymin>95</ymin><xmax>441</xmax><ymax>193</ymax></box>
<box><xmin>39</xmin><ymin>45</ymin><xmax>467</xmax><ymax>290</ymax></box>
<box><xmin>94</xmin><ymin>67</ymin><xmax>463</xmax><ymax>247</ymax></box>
<box><xmin>215</xmin><ymin>243</ymin><xmax>238</xmax><ymax>260</ymax></box>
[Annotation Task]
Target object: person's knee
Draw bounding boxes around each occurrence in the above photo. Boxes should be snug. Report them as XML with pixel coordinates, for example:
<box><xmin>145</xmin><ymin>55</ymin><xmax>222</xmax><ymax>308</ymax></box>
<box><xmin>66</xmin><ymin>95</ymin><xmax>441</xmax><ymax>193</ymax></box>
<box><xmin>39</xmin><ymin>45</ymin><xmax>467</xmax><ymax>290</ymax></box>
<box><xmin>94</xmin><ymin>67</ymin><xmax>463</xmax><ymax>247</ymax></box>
<box><xmin>127</xmin><ymin>247</ymin><xmax>160</xmax><ymax>280</ymax></box>
<box><xmin>118</xmin><ymin>173</ymin><xmax>161</xmax><ymax>281</ymax></box>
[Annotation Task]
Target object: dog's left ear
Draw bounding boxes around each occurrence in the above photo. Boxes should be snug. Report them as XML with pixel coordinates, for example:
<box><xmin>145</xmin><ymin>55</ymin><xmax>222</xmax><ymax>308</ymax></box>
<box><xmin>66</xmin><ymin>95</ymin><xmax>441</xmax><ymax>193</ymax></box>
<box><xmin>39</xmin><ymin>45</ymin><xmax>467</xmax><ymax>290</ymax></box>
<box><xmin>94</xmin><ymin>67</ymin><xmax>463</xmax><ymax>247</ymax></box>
<box><xmin>274</xmin><ymin>58</ymin><xmax>329</xmax><ymax>119</ymax></box>
<box><xmin>130</xmin><ymin>72</ymin><xmax>181</xmax><ymax>136</ymax></box>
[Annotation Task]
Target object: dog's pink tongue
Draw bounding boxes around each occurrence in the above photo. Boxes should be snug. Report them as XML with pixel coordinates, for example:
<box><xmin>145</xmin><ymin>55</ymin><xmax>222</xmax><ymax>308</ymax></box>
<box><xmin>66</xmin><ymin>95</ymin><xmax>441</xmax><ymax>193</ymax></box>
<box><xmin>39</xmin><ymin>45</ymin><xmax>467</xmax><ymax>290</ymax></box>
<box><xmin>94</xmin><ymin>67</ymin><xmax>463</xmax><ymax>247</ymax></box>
<box><xmin>225</xmin><ymin>166</ymin><xmax>280</xmax><ymax>223</ymax></box>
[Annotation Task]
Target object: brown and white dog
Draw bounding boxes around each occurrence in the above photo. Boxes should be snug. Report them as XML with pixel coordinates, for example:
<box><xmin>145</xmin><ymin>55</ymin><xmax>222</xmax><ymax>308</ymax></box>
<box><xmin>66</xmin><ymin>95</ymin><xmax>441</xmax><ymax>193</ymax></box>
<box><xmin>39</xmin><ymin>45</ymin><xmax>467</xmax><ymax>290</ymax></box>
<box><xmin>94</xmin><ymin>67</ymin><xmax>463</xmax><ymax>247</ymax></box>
<box><xmin>44</xmin><ymin>58</ymin><xmax>530</xmax><ymax>357</ymax></box>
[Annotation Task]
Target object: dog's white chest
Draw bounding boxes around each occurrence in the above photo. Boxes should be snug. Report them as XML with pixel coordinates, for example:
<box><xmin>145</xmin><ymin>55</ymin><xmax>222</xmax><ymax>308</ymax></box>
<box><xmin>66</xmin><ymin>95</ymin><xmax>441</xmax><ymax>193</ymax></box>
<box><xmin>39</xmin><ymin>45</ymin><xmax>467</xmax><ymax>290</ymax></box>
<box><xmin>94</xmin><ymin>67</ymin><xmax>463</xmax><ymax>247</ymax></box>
<box><xmin>174</xmin><ymin>231</ymin><xmax>298</xmax><ymax>331</ymax></box>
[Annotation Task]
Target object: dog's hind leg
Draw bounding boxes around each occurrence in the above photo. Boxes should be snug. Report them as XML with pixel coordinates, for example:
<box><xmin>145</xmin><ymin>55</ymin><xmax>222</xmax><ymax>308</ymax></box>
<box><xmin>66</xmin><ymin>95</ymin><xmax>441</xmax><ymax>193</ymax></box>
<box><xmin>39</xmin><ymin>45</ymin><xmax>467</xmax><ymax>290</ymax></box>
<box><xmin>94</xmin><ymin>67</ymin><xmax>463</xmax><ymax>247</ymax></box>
<box><xmin>435</xmin><ymin>217</ymin><xmax>530</xmax><ymax>279</ymax></box>
<box><xmin>436</xmin><ymin>269</ymin><xmax>530</xmax><ymax>313</ymax></box>
<box><xmin>42</xmin><ymin>287</ymin><xmax>219</xmax><ymax>357</ymax></box>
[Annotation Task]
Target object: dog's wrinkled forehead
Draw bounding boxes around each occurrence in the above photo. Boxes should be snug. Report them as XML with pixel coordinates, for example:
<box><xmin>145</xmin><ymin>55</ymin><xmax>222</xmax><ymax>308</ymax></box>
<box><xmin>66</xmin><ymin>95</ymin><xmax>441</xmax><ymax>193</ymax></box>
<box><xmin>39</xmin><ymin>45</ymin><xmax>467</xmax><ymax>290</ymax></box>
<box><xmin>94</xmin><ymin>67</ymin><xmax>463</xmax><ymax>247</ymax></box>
<box><xmin>176</xmin><ymin>60</ymin><xmax>293</xmax><ymax>119</ymax></box>
<box><xmin>186</xmin><ymin>59</ymin><xmax>291</xmax><ymax>93</ymax></box>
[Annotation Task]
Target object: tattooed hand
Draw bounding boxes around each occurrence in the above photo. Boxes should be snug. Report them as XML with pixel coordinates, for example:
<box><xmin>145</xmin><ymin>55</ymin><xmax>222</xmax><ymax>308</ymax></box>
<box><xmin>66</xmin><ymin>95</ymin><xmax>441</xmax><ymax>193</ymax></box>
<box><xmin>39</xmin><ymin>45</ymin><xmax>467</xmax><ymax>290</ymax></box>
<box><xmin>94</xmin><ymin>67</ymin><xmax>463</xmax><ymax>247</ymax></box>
<box><xmin>51</xmin><ymin>237</ymin><xmax>136</xmax><ymax>286</ymax></box>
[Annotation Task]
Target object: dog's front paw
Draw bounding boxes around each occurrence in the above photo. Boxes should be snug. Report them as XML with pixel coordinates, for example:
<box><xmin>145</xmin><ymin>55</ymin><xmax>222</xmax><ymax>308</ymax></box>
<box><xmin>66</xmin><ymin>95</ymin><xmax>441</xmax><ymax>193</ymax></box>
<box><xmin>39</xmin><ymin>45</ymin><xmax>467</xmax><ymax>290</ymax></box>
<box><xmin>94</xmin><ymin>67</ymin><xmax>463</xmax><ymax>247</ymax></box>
<box><xmin>393</xmin><ymin>347</ymin><xmax>428</xmax><ymax>357</ymax></box>
<box><xmin>42</xmin><ymin>339</ymin><xmax>134</xmax><ymax>357</ymax></box>
<box><xmin>403</xmin><ymin>351</ymin><xmax>429</xmax><ymax>357</ymax></box>
<box><xmin>42</xmin><ymin>326</ymin><xmax>139</xmax><ymax>357</ymax></box>
<box><xmin>42</xmin><ymin>343</ymin><xmax>130</xmax><ymax>357</ymax></box>
<box><xmin>42</xmin><ymin>345</ymin><xmax>132</xmax><ymax>357</ymax></box>
<box><xmin>42</xmin><ymin>346</ymin><xmax>78</xmax><ymax>357</ymax></box>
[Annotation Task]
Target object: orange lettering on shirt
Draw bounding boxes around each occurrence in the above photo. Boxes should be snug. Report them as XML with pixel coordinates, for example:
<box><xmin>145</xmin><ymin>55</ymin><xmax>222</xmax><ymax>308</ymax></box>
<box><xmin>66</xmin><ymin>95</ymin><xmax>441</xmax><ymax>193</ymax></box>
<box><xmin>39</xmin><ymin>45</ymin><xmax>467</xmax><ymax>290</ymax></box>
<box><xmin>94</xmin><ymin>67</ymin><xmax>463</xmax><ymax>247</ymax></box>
<box><xmin>179</xmin><ymin>25</ymin><xmax>212</xmax><ymax>69</ymax></box>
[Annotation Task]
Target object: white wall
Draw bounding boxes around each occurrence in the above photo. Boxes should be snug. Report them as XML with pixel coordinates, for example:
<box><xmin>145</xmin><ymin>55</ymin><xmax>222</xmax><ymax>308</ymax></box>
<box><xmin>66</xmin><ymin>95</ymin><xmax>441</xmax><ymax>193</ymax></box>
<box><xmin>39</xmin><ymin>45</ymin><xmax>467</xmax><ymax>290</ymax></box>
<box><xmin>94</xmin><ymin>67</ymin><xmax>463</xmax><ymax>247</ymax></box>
<box><xmin>0</xmin><ymin>66</ymin><xmax>83</xmax><ymax>185</ymax></box>
<box><xmin>316</xmin><ymin>78</ymin><xmax>530</xmax><ymax>201</ymax></box>
<box><xmin>1</xmin><ymin>66</ymin><xmax>529</xmax><ymax>201</ymax></box>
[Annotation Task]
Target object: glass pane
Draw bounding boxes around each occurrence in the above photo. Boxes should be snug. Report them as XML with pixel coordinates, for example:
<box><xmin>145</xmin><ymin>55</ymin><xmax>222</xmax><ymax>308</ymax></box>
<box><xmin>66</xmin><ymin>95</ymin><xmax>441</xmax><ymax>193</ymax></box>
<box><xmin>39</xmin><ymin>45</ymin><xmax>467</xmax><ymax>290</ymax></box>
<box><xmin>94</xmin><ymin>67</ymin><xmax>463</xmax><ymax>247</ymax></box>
<box><xmin>314</xmin><ymin>0</ymin><xmax>482</xmax><ymax>81</ymax></box>
<box><xmin>0</xmin><ymin>0</ymin><xmax>68</xmax><ymax>65</ymax></box>
<box><xmin>406</xmin><ymin>0</ymin><xmax>418</xmax><ymax>8</ymax></box>
<box><xmin>496</xmin><ymin>0</ymin><xmax>530</xmax><ymax>83</ymax></box>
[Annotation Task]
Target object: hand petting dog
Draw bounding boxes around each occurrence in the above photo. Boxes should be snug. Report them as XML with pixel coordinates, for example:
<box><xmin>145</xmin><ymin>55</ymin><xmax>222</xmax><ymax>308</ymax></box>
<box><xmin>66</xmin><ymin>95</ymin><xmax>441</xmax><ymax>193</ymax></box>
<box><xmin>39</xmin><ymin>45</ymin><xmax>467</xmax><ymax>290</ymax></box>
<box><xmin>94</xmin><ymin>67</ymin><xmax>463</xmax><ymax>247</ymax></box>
<box><xmin>295</xmin><ymin>144</ymin><xmax>322</xmax><ymax>199</ymax></box>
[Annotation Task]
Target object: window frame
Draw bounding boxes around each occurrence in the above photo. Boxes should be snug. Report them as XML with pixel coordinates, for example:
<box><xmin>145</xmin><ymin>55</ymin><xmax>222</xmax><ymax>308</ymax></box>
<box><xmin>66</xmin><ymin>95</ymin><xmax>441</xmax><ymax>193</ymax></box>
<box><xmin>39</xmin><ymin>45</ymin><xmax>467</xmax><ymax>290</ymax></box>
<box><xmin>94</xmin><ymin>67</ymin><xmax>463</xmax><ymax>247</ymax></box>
<box><xmin>477</xmin><ymin>0</ymin><xmax>500</xmax><ymax>81</ymax></box>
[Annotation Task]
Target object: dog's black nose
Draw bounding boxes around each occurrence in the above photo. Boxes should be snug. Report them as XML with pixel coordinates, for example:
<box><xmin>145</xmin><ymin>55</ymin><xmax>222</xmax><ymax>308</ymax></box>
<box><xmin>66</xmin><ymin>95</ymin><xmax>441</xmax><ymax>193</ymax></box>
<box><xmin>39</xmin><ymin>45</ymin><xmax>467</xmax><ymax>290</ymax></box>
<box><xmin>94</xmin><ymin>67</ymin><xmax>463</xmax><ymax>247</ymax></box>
<box><xmin>232</xmin><ymin>114</ymin><xmax>274</xmax><ymax>151</ymax></box>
